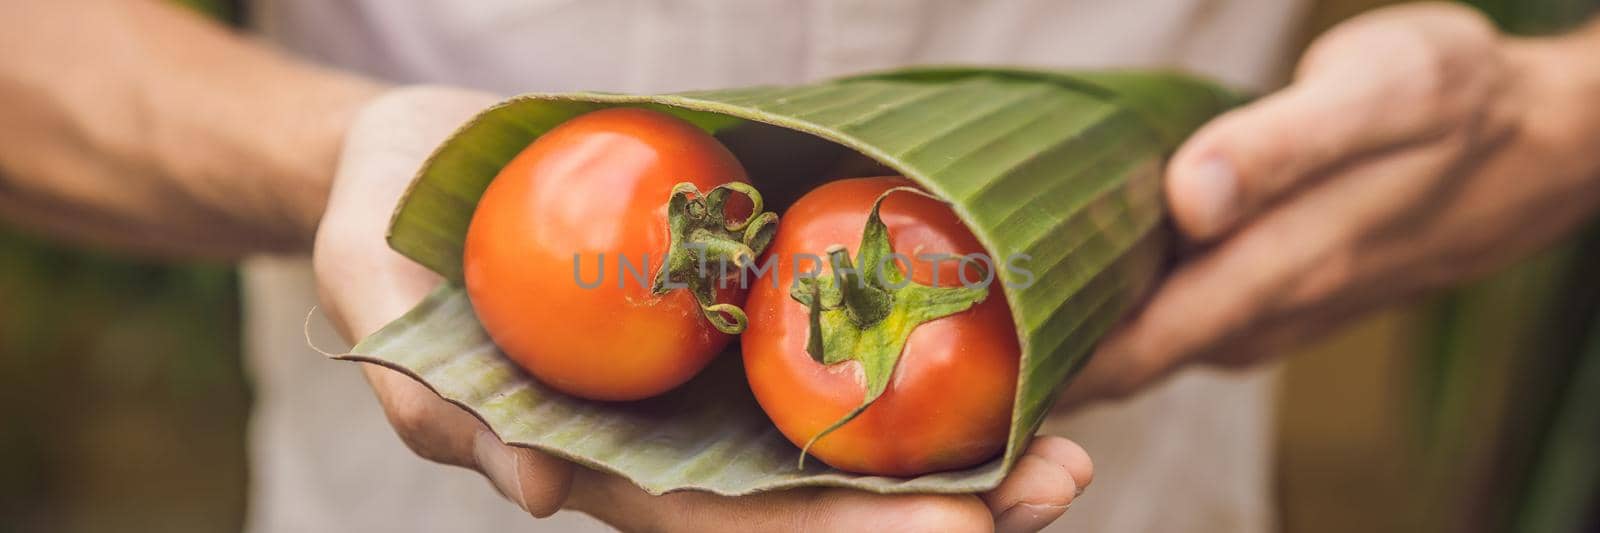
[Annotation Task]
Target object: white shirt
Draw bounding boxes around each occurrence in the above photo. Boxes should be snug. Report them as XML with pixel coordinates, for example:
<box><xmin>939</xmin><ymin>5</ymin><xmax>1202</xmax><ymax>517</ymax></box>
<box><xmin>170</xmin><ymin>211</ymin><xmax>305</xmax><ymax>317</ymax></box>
<box><xmin>244</xmin><ymin>1</ymin><xmax>1307</xmax><ymax>531</ymax></box>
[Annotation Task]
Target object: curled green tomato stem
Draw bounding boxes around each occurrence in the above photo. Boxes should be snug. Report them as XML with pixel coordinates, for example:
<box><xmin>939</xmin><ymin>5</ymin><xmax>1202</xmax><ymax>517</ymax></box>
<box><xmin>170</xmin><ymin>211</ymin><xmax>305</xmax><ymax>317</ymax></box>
<box><xmin>652</xmin><ymin>182</ymin><xmax>779</xmax><ymax>334</ymax></box>
<box><xmin>789</xmin><ymin>187</ymin><xmax>990</xmax><ymax>468</ymax></box>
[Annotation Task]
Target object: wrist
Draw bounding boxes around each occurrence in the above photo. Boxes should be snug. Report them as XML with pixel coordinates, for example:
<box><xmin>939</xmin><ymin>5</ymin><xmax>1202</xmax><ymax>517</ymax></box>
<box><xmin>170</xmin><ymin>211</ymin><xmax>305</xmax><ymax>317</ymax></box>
<box><xmin>275</xmin><ymin>69</ymin><xmax>389</xmax><ymax>250</ymax></box>
<box><xmin>1502</xmin><ymin>30</ymin><xmax>1600</xmax><ymax>191</ymax></box>
<box><xmin>133</xmin><ymin>34</ymin><xmax>390</xmax><ymax>255</ymax></box>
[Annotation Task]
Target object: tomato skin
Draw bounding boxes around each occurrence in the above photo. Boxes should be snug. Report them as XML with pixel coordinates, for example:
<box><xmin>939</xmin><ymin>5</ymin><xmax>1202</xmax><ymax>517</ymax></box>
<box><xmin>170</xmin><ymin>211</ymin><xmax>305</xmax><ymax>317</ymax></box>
<box><xmin>742</xmin><ymin>177</ymin><xmax>1020</xmax><ymax>476</ymax></box>
<box><xmin>464</xmin><ymin>108</ymin><xmax>747</xmax><ymax>401</ymax></box>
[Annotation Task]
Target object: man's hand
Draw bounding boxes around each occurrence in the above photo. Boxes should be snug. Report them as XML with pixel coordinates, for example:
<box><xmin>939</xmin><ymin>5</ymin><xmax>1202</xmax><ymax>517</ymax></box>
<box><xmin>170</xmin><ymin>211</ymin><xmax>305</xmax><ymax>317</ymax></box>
<box><xmin>314</xmin><ymin>87</ymin><xmax>1094</xmax><ymax>532</ymax></box>
<box><xmin>1063</xmin><ymin>3</ymin><xmax>1600</xmax><ymax>406</ymax></box>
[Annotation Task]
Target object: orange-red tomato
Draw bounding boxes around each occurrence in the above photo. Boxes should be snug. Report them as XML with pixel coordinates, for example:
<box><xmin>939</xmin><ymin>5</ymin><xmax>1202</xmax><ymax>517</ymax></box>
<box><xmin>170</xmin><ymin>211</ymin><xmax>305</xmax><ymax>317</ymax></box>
<box><xmin>464</xmin><ymin>108</ymin><xmax>750</xmax><ymax>401</ymax></box>
<box><xmin>742</xmin><ymin>177</ymin><xmax>1020</xmax><ymax>476</ymax></box>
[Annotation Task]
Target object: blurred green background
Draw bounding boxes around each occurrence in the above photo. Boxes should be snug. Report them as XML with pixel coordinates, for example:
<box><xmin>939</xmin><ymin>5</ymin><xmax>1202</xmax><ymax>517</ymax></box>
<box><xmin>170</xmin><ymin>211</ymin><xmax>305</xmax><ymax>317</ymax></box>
<box><xmin>0</xmin><ymin>1</ymin><xmax>1596</xmax><ymax>532</ymax></box>
<box><xmin>0</xmin><ymin>229</ymin><xmax>247</xmax><ymax>533</ymax></box>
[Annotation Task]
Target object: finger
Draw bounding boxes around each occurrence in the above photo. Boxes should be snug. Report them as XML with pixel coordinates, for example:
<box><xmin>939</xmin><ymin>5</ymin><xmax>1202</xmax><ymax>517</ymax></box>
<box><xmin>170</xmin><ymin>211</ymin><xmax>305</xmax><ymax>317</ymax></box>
<box><xmin>1167</xmin><ymin>5</ymin><xmax>1499</xmax><ymax>240</ymax></box>
<box><xmin>567</xmin><ymin>470</ymin><xmax>993</xmax><ymax>532</ymax></box>
<box><xmin>361</xmin><ymin>364</ymin><xmax>576</xmax><ymax>516</ymax></box>
<box><xmin>472</xmin><ymin>430</ymin><xmax>576</xmax><ymax>518</ymax></box>
<box><xmin>361</xmin><ymin>364</ymin><xmax>485</xmax><ymax>466</ymax></box>
<box><xmin>1064</xmin><ymin>141</ymin><xmax>1461</xmax><ymax>407</ymax></box>
<box><xmin>983</xmin><ymin>436</ymin><xmax>1092</xmax><ymax>533</ymax></box>
<box><xmin>1207</xmin><ymin>297</ymin><xmax>1385</xmax><ymax>370</ymax></box>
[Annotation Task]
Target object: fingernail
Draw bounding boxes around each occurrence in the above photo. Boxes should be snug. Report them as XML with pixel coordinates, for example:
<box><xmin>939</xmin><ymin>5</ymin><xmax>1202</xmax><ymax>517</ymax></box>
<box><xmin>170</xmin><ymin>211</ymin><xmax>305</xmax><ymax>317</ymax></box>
<box><xmin>474</xmin><ymin>430</ymin><xmax>530</xmax><ymax>514</ymax></box>
<box><xmin>1183</xmin><ymin>157</ymin><xmax>1240</xmax><ymax>235</ymax></box>
<box><xmin>996</xmin><ymin>502</ymin><xmax>1069</xmax><ymax>533</ymax></box>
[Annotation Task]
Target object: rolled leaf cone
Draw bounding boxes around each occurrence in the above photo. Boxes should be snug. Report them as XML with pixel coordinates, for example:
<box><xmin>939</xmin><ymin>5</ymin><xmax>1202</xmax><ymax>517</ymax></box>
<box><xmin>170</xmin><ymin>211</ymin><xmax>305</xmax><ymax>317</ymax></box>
<box><xmin>341</xmin><ymin>68</ymin><xmax>1243</xmax><ymax>495</ymax></box>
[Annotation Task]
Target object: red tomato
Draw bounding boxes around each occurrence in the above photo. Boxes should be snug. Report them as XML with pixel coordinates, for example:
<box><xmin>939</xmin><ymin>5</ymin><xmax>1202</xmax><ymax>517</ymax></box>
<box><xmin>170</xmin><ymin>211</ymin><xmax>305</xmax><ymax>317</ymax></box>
<box><xmin>742</xmin><ymin>176</ymin><xmax>1020</xmax><ymax>476</ymax></box>
<box><xmin>464</xmin><ymin>107</ymin><xmax>766</xmax><ymax>401</ymax></box>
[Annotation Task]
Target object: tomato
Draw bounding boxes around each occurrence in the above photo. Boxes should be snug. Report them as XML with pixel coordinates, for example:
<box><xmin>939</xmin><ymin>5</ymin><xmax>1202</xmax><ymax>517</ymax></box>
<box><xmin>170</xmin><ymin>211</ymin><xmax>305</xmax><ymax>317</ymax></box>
<box><xmin>464</xmin><ymin>107</ymin><xmax>774</xmax><ymax>401</ymax></box>
<box><xmin>742</xmin><ymin>176</ymin><xmax>1020</xmax><ymax>476</ymax></box>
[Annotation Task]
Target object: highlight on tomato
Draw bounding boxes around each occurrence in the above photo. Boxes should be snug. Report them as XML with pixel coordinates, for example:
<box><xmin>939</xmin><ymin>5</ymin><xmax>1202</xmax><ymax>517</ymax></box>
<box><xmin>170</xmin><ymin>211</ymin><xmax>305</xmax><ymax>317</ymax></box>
<box><xmin>741</xmin><ymin>176</ymin><xmax>1021</xmax><ymax>476</ymax></box>
<box><xmin>463</xmin><ymin>107</ymin><xmax>777</xmax><ymax>402</ymax></box>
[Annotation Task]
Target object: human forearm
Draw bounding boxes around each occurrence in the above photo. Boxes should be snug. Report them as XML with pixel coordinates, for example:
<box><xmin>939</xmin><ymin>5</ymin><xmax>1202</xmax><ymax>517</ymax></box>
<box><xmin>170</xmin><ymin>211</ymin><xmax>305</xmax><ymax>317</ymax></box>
<box><xmin>0</xmin><ymin>0</ymin><xmax>383</xmax><ymax>257</ymax></box>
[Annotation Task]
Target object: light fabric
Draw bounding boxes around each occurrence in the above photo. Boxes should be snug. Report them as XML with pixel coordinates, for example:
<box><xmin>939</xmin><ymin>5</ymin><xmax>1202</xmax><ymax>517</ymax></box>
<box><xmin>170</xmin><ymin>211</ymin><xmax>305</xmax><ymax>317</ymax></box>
<box><xmin>243</xmin><ymin>1</ymin><xmax>1307</xmax><ymax>531</ymax></box>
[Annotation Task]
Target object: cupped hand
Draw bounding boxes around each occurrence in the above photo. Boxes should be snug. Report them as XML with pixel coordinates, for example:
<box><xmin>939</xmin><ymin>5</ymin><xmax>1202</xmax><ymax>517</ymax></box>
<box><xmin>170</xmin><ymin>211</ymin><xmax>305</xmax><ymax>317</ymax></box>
<box><xmin>1063</xmin><ymin>3</ymin><xmax>1600</xmax><ymax>406</ymax></box>
<box><xmin>313</xmin><ymin>86</ymin><xmax>1093</xmax><ymax>532</ymax></box>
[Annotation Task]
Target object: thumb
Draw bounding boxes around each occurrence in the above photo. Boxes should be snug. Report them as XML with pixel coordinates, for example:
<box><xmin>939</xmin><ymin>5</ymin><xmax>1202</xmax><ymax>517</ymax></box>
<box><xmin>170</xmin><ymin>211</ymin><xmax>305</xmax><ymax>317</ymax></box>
<box><xmin>1166</xmin><ymin>6</ymin><xmax>1486</xmax><ymax>240</ymax></box>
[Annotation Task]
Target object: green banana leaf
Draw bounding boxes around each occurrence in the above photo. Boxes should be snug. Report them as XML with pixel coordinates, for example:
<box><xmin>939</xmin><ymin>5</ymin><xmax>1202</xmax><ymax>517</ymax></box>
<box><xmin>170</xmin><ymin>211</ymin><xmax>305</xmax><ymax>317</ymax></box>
<box><xmin>339</xmin><ymin>67</ymin><xmax>1239</xmax><ymax>495</ymax></box>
